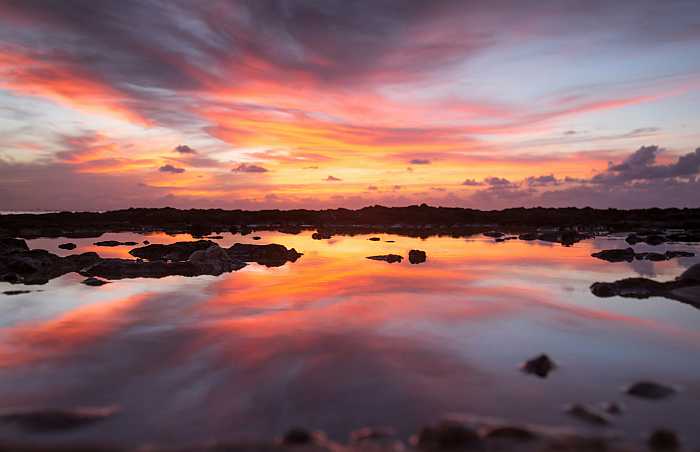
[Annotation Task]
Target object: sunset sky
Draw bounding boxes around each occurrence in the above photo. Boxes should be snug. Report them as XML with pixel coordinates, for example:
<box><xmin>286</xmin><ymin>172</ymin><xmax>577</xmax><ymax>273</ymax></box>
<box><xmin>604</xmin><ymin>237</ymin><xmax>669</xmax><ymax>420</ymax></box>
<box><xmin>1</xmin><ymin>0</ymin><xmax>699</xmax><ymax>211</ymax></box>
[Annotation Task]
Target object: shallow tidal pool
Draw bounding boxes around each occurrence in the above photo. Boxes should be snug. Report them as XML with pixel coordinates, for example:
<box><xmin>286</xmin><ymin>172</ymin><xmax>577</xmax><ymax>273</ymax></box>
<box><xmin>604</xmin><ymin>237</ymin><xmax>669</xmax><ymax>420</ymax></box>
<box><xmin>1</xmin><ymin>230</ymin><xmax>699</xmax><ymax>448</ymax></box>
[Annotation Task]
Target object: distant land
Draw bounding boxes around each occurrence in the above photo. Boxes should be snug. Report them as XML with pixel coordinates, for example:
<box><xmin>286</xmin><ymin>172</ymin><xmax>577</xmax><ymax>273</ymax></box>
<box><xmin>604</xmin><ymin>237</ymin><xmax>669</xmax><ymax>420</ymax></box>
<box><xmin>2</xmin><ymin>205</ymin><xmax>700</xmax><ymax>239</ymax></box>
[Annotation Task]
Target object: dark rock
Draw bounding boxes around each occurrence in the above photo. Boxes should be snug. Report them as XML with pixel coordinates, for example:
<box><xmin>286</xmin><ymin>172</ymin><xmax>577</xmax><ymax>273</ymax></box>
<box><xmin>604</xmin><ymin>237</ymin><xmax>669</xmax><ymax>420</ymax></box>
<box><xmin>366</xmin><ymin>254</ymin><xmax>403</xmax><ymax>263</ymax></box>
<box><xmin>0</xmin><ymin>238</ymin><xmax>29</xmax><ymax>255</ymax></box>
<box><xmin>417</xmin><ymin>420</ymin><xmax>481</xmax><ymax>450</ymax></box>
<box><xmin>203</xmin><ymin>235</ymin><xmax>224</xmax><ymax>240</ymax></box>
<box><xmin>483</xmin><ymin>231</ymin><xmax>504</xmax><ymax>238</ymax></box>
<box><xmin>679</xmin><ymin>263</ymin><xmax>700</xmax><ymax>283</ymax></box>
<box><xmin>635</xmin><ymin>252</ymin><xmax>668</xmax><ymax>262</ymax></box>
<box><xmin>93</xmin><ymin>240</ymin><xmax>125</xmax><ymax>247</ymax></box>
<box><xmin>626</xmin><ymin>234</ymin><xmax>643</xmax><ymax>245</ymax></box>
<box><xmin>518</xmin><ymin>232</ymin><xmax>538</xmax><ymax>241</ymax></box>
<box><xmin>0</xmin><ymin>250</ymin><xmax>101</xmax><ymax>285</ymax></box>
<box><xmin>368</xmin><ymin>237</ymin><xmax>381</xmax><ymax>241</ymax></box>
<box><xmin>282</xmin><ymin>428</ymin><xmax>313</xmax><ymax>445</ymax></box>
<box><xmin>604</xmin><ymin>402</ymin><xmax>623</xmax><ymax>415</ymax></box>
<box><xmin>3</xmin><ymin>290</ymin><xmax>32</xmax><ymax>295</ymax></box>
<box><xmin>484</xmin><ymin>426</ymin><xmax>537</xmax><ymax>441</ymax></box>
<box><xmin>664</xmin><ymin>250</ymin><xmax>694</xmax><ymax>259</ymax></box>
<box><xmin>385</xmin><ymin>240</ymin><xmax>396</xmax><ymax>243</ymax></box>
<box><xmin>590</xmin><ymin>278</ymin><xmax>664</xmax><ymax>298</ymax></box>
<box><xmin>130</xmin><ymin>240</ymin><xmax>217</xmax><ymax>261</ymax></box>
<box><xmin>312</xmin><ymin>231</ymin><xmax>332</xmax><ymax>240</ymax></box>
<box><xmin>648</xmin><ymin>429</ymin><xmax>680</xmax><ymax>451</ymax></box>
<box><xmin>522</xmin><ymin>354</ymin><xmax>556</xmax><ymax>378</ymax></box>
<box><xmin>591</xmin><ymin>247</ymin><xmax>635</xmax><ymax>262</ymax></box>
<box><xmin>566</xmin><ymin>404</ymin><xmax>610</xmax><ymax>426</ymax></box>
<box><xmin>189</xmin><ymin>246</ymin><xmax>246</xmax><ymax>274</ymax></box>
<box><xmin>626</xmin><ymin>381</ymin><xmax>676</xmax><ymax>400</ymax></box>
<box><xmin>228</xmin><ymin>243</ymin><xmax>302</xmax><ymax>267</ymax></box>
<box><xmin>0</xmin><ymin>409</ymin><xmax>113</xmax><ymax>432</ymax></box>
<box><xmin>408</xmin><ymin>249</ymin><xmax>427</xmax><ymax>264</ymax></box>
<box><xmin>143</xmin><ymin>240</ymin><xmax>150</xmax><ymax>245</ymax></box>
<box><xmin>666</xmin><ymin>232</ymin><xmax>700</xmax><ymax>243</ymax></box>
<box><xmin>645</xmin><ymin>235</ymin><xmax>666</xmax><ymax>246</ymax></box>
<box><xmin>58</xmin><ymin>243</ymin><xmax>77</xmax><ymax>250</ymax></box>
<box><xmin>82</xmin><ymin>277</ymin><xmax>110</xmax><ymax>287</ymax></box>
<box><xmin>252</xmin><ymin>236</ymin><xmax>262</xmax><ymax>240</ymax></box>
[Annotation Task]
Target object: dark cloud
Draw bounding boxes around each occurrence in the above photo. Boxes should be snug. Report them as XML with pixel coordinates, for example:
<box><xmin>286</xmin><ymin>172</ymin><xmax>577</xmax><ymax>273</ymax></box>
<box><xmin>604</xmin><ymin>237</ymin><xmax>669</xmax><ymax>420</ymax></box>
<box><xmin>410</xmin><ymin>159</ymin><xmax>431</xmax><ymax>165</ymax></box>
<box><xmin>174</xmin><ymin>145</ymin><xmax>197</xmax><ymax>154</ymax></box>
<box><xmin>593</xmin><ymin>145</ymin><xmax>700</xmax><ymax>184</ymax></box>
<box><xmin>484</xmin><ymin>177</ymin><xmax>516</xmax><ymax>188</ymax></box>
<box><xmin>462</xmin><ymin>179</ymin><xmax>484</xmax><ymax>186</ymax></box>
<box><xmin>526</xmin><ymin>174</ymin><xmax>560</xmax><ymax>186</ymax></box>
<box><xmin>159</xmin><ymin>164</ymin><xmax>185</xmax><ymax>174</ymax></box>
<box><xmin>232</xmin><ymin>163</ymin><xmax>268</xmax><ymax>173</ymax></box>
<box><xmin>325</xmin><ymin>176</ymin><xmax>342</xmax><ymax>181</ymax></box>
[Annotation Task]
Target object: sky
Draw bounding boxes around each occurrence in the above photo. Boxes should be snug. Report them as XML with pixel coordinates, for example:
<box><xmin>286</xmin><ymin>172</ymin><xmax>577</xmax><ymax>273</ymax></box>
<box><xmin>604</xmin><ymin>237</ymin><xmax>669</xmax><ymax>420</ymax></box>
<box><xmin>1</xmin><ymin>0</ymin><xmax>699</xmax><ymax>211</ymax></box>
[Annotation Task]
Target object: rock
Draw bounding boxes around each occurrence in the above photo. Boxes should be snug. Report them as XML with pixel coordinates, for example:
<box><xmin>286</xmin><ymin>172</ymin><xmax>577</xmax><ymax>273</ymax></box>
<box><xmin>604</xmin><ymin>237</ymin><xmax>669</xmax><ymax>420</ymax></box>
<box><xmin>648</xmin><ymin>429</ymin><xmax>680</xmax><ymax>451</ymax></box>
<box><xmin>417</xmin><ymin>420</ymin><xmax>481</xmax><ymax>450</ymax></box>
<box><xmin>227</xmin><ymin>243</ymin><xmax>302</xmax><ymax>267</ymax></box>
<box><xmin>484</xmin><ymin>426</ymin><xmax>537</xmax><ymax>441</ymax></box>
<box><xmin>0</xmin><ymin>238</ymin><xmax>29</xmax><ymax>255</ymax></box>
<box><xmin>408</xmin><ymin>249</ymin><xmax>427</xmax><ymax>264</ymax></box>
<box><xmin>666</xmin><ymin>232</ymin><xmax>700</xmax><ymax>243</ymax></box>
<box><xmin>518</xmin><ymin>232</ymin><xmax>538</xmax><ymax>241</ymax></box>
<box><xmin>283</xmin><ymin>427</ymin><xmax>313</xmax><ymax>445</ymax></box>
<box><xmin>603</xmin><ymin>402</ymin><xmax>623</xmax><ymax>415</ymax></box>
<box><xmin>678</xmin><ymin>263</ymin><xmax>700</xmax><ymax>283</ymax></box>
<box><xmin>312</xmin><ymin>231</ymin><xmax>332</xmax><ymax>240</ymax></box>
<box><xmin>366</xmin><ymin>254</ymin><xmax>403</xmax><ymax>263</ymax></box>
<box><xmin>203</xmin><ymin>235</ymin><xmax>224</xmax><ymax>240</ymax></box>
<box><xmin>0</xmin><ymin>409</ymin><xmax>113</xmax><ymax>432</ymax></box>
<box><xmin>590</xmin><ymin>278</ymin><xmax>664</xmax><ymax>298</ymax></box>
<box><xmin>522</xmin><ymin>354</ymin><xmax>556</xmax><ymax>378</ymax></box>
<box><xmin>645</xmin><ymin>235</ymin><xmax>666</xmax><ymax>246</ymax></box>
<box><xmin>483</xmin><ymin>231</ymin><xmax>504</xmax><ymax>238</ymax></box>
<box><xmin>566</xmin><ymin>404</ymin><xmax>610</xmax><ymax>426</ymax></box>
<box><xmin>368</xmin><ymin>237</ymin><xmax>381</xmax><ymax>241</ymax></box>
<box><xmin>664</xmin><ymin>250</ymin><xmax>694</xmax><ymax>259</ymax></box>
<box><xmin>58</xmin><ymin>242</ymin><xmax>77</xmax><ymax>250</ymax></box>
<box><xmin>635</xmin><ymin>252</ymin><xmax>668</xmax><ymax>262</ymax></box>
<box><xmin>626</xmin><ymin>234</ymin><xmax>643</xmax><ymax>245</ymax></box>
<box><xmin>130</xmin><ymin>240</ymin><xmax>218</xmax><ymax>261</ymax></box>
<box><xmin>591</xmin><ymin>247</ymin><xmax>635</xmax><ymax>262</ymax></box>
<box><xmin>143</xmin><ymin>240</ymin><xmax>150</xmax><ymax>245</ymax></box>
<box><xmin>252</xmin><ymin>236</ymin><xmax>262</xmax><ymax>240</ymax></box>
<box><xmin>0</xmin><ymin>249</ymin><xmax>101</xmax><ymax>285</ymax></box>
<box><xmin>385</xmin><ymin>240</ymin><xmax>396</xmax><ymax>243</ymax></box>
<box><xmin>626</xmin><ymin>381</ymin><xmax>676</xmax><ymax>400</ymax></box>
<box><xmin>82</xmin><ymin>277</ymin><xmax>110</xmax><ymax>286</ymax></box>
<box><xmin>3</xmin><ymin>290</ymin><xmax>33</xmax><ymax>295</ymax></box>
<box><xmin>94</xmin><ymin>240</ymin><xmax>125</xmax><ymax>247</ymax></box>
<box><xmin>189</xmin><ymin>246</ymin><xmax>246</xmax><ymax>274</ymax></box>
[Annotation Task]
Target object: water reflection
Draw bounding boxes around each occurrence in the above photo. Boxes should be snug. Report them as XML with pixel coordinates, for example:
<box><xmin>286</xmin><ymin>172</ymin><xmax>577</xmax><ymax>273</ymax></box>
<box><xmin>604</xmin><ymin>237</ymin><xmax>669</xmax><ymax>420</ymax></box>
<box><xmin>1</xmin><ymin>232</ymin><xmax>699</xmax><ymax>447</ymax></box>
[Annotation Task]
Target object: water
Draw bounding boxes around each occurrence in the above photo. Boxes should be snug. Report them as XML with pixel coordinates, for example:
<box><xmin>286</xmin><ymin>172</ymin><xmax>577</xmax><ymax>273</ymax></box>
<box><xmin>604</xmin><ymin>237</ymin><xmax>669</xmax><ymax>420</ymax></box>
<box><xmin>1</xmin><ymin>231</ymin><xmax>699</xmax><ymax>448</ymax></box>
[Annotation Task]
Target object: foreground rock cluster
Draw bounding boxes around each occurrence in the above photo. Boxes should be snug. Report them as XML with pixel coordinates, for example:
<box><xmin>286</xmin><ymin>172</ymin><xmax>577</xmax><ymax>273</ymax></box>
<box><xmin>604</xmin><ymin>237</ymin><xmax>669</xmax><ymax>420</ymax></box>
<box><xmin>0</xmin><ymin>238</ymin><xmax>302</xmax><ymax>284</ymax></box>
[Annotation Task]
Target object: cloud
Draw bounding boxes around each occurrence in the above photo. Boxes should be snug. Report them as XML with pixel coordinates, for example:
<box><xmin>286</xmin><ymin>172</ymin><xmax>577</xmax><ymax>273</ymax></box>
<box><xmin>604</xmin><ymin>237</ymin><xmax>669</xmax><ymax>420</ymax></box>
<box><xmin>484</xmin><ymin>177</ymin><xmax>516</xmax><ymax>188</ymax></box>
<box><xmin>325</xmin><ymin>176</ymin><xmax>342</xmax><ymax>181</ymax></box>
<box><xmin>232</xmin><ymin>163</ymin><xmax>268</xmax><ymax>173</ymax></box>
<box><xmin>367</xmin><ymin>185</ymin><xmax>378</xmax><ymax>191</ymax></box>
<box><xmin>462</xmin><ymin>179</ymin><xmax>484</xmax><ymax>186</ymax></box>
<box><xmin>174</xmin><ymin>145</ymin><xmax>197</xmax><ymax>154</ymax></box>
<box><xmin>593</xmin><ymin>145</ymin><xmax>700</xmax><ymax>184</ymax></box>
<box><xmin>409</xmin><ymin>159</ymin><xmax>431</xmax><ymax>165</ymax></box>
<box><xmin>159</xmin><ymin>164</ymin><xmax>185</xmax><ymax>174</ymax></box>
<box><xmin>526</xmin><ymin>174</ymin><xmax>560</xmax><ymax>186</ymax></box>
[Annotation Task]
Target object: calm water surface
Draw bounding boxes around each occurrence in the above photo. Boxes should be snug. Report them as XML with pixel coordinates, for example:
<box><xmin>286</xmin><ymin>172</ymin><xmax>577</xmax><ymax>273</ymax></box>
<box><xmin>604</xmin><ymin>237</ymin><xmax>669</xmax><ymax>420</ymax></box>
<box><xmin>1</xmin><ymin>231</ymin><xmax>699</xmax><ymax>447</ymax></box>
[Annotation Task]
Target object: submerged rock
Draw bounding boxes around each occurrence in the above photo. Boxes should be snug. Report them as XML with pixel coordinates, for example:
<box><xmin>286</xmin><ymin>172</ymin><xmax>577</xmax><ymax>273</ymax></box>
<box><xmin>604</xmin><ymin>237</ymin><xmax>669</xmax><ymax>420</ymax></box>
<box><xmin>282</xmin><ymin>428</ymin><xmax>313</xmax><ymax>445</ymax></box>
<box><xmin>417</xmin><ymin>420</ymin><xmax>481</xmax><ymax>450</ymax></box>
<box><xmin>82</xmin><ymin>277</ymin><xmax>110</xmax><ymax>287</ymax></box>
<box><xmin>94</xmin><ymin>240</ymin><xmax>137</xmax><ymax>247</ymax></box>
<box><xmin>130</xmin><ymin>240</ymin><xmax>217</xmax><ymax>261</ymax></box>
<box><xmin>58</xmin><ymin>242</ymin><xmax>77</xmax><ymax>250</ymax></box>
<box><xmin>591</xmin><ymin>247</ymin><xmax>635</xmax><ymax>262</ymax></box>
<box><xmin>483</xmin><ymin>231</ymin><xmax>504</xmax><ymax>238</ymax></box>
<box><xmin>522</xmin><ymin>354</ymin><xmax>556</xmax><ymax>378</ymax></box>
<box><xmin>0</xmin><ymin>408</ymin><xmax>114</xmax><ymax>432</ymax></box>
<box><xmin>626</xmin><ymin>381</ymin><xmax>676</xmax><ymax>400</ymax></box>
<box><xmin>366</xmin><ymin>254</ymin><xmax>403</xmax><ymax>263</ymax></box>
<box><xmin>518</xmin><ymin>232</ymin><xmax>538</xmax><ymax>241</ymax></box>
<box><xmin>408</xmin><ymin>249</ymin><xmax>427</xmax><ymax>264</ymax></box>
<box><xmin>566</xmin><ymin>404</ymin><xmax>610</xmax><ymax>426</ymax></box>
<box><xmin>2</xmin><ymin>290</ymin><xmax>33</xmax><ymax>295</ymax></box>
<box><xmin>648</xmin><ymin>429</ymin><xmax>680</xmax><ymax>451</ymax></box>
<box><xmin>228</xmin><ymin>243</ymin><xmax>302</xmax><ymax>267</ymax></box>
